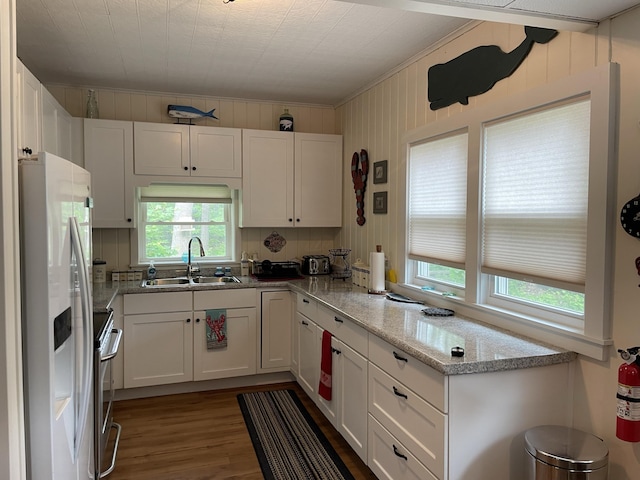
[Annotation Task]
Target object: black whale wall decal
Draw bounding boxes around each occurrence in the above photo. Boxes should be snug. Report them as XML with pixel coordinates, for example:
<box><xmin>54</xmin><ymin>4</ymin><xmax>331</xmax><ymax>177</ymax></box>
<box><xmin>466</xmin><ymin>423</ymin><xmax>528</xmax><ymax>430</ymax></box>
<box><xmin>428</xmin><ymin>26</ymin><xmax>558</xmax><ymax>111</ymax></box>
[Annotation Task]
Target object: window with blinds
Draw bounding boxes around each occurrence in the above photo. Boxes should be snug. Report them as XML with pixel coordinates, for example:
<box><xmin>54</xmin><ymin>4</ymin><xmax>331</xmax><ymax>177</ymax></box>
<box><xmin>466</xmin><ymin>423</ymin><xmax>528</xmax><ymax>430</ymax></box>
<box><xmin>136</xmin><ymin>184</ymin><xmax>235</xmax><ymax>264</ymax></box>
<box><xmin>402</xmin><ymin>64</ymin><xmax>616</xmax><ymax>359</ymax></box>
<box><xmin>408</xmin><ymin>132</ymin><xmax>468</xmax><ymax>288</ymax></box>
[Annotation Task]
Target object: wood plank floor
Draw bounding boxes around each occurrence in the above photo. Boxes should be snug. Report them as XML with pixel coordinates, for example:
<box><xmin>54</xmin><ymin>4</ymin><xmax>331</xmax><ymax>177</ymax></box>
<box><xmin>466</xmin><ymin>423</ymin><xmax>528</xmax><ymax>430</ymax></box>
<box><xmin>103</xmin><ymin>382</ymin><xmax>378</xmax><ymax>480</ymax></box>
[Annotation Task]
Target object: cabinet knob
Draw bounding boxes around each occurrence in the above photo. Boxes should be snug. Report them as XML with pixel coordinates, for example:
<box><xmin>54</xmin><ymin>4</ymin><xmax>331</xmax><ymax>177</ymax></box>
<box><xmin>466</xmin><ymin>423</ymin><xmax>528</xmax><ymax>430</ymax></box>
<box><xmin>127</xmin><ymin>218</ymin><xmax>132</xmax><ymax>222</ymax></box>
<box><xmin>196</xmin><ymin>318</ymin><xmax>200</xmax><ymax>323</ymax></box>
<box><xmin>22</xmin><ymin>147</ymin><xmax>32</xmax><ymax>155</ymax></box>
<box><xmin>186</xmin><ymin>318</ymin><xmax>191</xmax><ymax>323</ymax></box>
<box><xmin>331</xmin><ymin>347</ymin><xmax>341</xmax><ymax>355</ymax></box>
<box><xmin>184</xmin><ymin>166</ymin><xmax>189</xmax><ymax>171</ymax></box>
<box><xmin>296</xmin><ymin>218</ymin><xmax>300</xmax><ymax>222</ymax></box>
<box><xmin>192</xmin><ymin>166</ymin><xmax>196</xmax><ymax>171</ymax></box>
<box><xmin>288</xmin><ymin>218</ymin><xmax>293</xmax><ymax>222</ymax></box>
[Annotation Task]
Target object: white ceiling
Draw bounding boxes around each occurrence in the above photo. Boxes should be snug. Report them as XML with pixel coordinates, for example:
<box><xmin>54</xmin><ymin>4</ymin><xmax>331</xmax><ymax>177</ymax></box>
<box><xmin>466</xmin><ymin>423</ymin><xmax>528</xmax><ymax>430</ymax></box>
<box><xmin>16</xmin><ymin>0</ymin><xmax>640</xmax><ymax>106</ymax></box>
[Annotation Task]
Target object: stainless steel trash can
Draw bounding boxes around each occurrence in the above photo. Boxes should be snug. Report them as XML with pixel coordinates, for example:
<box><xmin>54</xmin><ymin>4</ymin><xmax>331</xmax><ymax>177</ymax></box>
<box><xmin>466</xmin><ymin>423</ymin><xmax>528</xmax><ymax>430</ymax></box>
<box><xmin>525</xmin><ymin>425</ymin><xmax>608</xmax><ymax>479</ymax></box>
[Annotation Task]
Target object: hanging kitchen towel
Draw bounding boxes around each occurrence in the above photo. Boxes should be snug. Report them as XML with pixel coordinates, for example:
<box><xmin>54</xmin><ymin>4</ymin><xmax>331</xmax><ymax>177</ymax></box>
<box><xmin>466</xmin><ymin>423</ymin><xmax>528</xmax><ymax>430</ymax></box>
<box><xmin>205</xmin><ymin>309</ymin><xmax>227</xmax><ymax>350</ymax></box>
<box><xmin>318</xmin><ymin>330</ymin><xmax>333</xmax><ymax>401</ymax></box>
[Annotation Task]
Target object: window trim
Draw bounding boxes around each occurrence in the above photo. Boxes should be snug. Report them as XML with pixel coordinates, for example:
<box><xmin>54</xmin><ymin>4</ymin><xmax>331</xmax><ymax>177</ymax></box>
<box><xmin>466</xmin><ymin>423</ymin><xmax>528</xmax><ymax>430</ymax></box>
<box><xmin>397</xmin><ymin>63</ymin><xmax>617</xmax><ymax>360</ymax></box>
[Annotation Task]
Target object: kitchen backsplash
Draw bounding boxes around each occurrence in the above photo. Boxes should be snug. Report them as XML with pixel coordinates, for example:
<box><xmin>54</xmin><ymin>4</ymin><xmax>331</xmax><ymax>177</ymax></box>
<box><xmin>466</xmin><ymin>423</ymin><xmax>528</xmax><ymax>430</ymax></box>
<box><xmin>92</xmin><ymin>227</ymin><xmax>341</xmax><ymax>273</ymax></box>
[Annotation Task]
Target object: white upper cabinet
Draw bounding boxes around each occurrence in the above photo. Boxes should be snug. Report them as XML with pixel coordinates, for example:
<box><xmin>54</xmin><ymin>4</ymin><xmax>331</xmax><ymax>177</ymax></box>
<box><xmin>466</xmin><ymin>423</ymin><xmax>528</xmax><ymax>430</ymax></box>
<box><xmin>133</xmin><ymin>122</ymin><xmax>241</xmax><ymax>181</ymax></box>
<box><xmin>240</xmin><ymin>130</ymin><xmax>342</xmax><ymax>228</ymax></box>
<box><xmin>16</xmin><ymin>60</ymin><xmax>41</xmax><ymax>159</ymax></box>
<box><xmin>41</xmin><ymin>87</ymin><xmax>72</xmax><ymax>159</ymax></box>
<box><xmin>84</xmin><ymin>119</ymin><xmax>135</xmax><ymax>228</ymax></box>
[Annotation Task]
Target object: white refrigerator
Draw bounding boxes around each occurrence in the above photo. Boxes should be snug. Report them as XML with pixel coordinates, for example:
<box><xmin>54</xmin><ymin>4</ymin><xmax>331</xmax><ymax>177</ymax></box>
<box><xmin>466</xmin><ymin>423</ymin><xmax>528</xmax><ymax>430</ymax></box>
<box><xmin>19</xmin><ymin>152</ymin><xmax>95</xmax><ymax>480</ymax></box>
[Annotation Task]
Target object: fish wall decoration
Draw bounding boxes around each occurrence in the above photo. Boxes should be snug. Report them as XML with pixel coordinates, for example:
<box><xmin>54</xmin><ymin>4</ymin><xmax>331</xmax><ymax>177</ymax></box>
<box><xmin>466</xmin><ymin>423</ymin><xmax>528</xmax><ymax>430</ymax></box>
<box><xmin>167</xmin><ymin>105</ymin><xmax>218</xmax><ymax>123</ymax></box>
<box><xmin>428</xmin><ymin>26</ymin><xmax>558</xmax><ymax>111</ymax></box>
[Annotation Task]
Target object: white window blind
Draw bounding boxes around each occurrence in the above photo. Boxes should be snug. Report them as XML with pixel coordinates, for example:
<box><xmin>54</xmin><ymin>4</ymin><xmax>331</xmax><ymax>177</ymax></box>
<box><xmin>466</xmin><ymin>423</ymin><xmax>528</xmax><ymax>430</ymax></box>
<box><xmin>482</xmin><ymin>98</ymin><xmax>591</xmax><ymax>290</ymax></box>
<box><xmin>408</xmin><ymin>132</ymin><xmax>468</xmax><ymax>267</ymax></box>
<box><xmin>139</xmin><ymin>184</ymin><xmax>232</xmax><ymax>203</ymax></box>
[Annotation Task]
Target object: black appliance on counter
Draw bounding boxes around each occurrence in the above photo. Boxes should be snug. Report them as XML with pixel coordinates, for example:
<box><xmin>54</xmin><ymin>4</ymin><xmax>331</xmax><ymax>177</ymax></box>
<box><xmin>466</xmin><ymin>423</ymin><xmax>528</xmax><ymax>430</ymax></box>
<box><xmin>249</xmin><ymin>259</ymin><xmax>303</xmax><ymax>280</ymax></box>
<box><xmin>93</xmin><ymin>309</ymin><xmax>122</xmax><ymax>478</ymax></box>
<box><xmin>301</xmin><ymin>255</ymin><xmax>331</xmax><ymax>275</ymax></box>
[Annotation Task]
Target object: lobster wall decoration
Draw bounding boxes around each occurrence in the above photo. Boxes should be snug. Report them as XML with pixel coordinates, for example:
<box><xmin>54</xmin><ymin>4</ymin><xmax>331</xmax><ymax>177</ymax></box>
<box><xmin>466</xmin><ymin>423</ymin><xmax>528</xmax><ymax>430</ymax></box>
<box><xmin>351</xmin><ymin>149</ymin><xmax>369</xmax><ymax>226</ymax></box>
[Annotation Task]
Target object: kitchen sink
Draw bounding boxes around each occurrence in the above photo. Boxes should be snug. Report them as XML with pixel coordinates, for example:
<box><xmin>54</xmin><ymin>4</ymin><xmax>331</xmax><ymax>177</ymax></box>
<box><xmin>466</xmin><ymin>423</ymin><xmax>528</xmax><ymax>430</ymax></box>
<box><xmin>191</xmin><ymin>276</ymin><xmax>241</xmax><ymax>284</ymax></box>
<box><xmin>141</xmin><ymin>276</ymin><xmax>241</xmax><ymax>287</ymax></box>
<box><xmin>141</xmin><ymin>277</ymin><xmax>190</xmax><ymax>287</ymax></box>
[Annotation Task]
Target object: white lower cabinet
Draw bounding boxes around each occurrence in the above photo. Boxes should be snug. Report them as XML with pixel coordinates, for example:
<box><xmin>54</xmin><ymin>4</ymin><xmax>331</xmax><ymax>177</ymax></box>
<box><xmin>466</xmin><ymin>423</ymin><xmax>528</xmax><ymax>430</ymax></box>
<box><xmin>333</xmin><ymin>338</ymin><xmax>368</xmax><ymax>462</ymax></box>
<box><xmin>260</xmin><ymin>290</ymin><xmax>293</xmax><ymax>371</ymax></box>
<box><xmin>368</xmin><ymin>363</ymin><xmax>445</xmax><ymax>478</ymax></box>
<box><xmin>123</xmin><ymin>289</ymin><xmax>257</xmax><ymax>388</ymax></box>
<box><xmin>296</xmin><ymin>311</ymin><xmax>320</xmax><ymax>399</ymax></box>
<box><xmin>368</xmin><ymin>415</ymin><xmax>438</xmax><ymax>480</ymax></box>
<box><xmin>193</xmin><ymin>307</ymin><xmax>256</xmax><ymax>381</ymax></box>
<box><xmin>124</xmin><ymin>311</ymin><xmax>193</xmax><ymax>388</ymax></box>
<box><xmin>294</xmin><ymin>294</ymin><xmax>369</xmax><ymax>463</ymax></box>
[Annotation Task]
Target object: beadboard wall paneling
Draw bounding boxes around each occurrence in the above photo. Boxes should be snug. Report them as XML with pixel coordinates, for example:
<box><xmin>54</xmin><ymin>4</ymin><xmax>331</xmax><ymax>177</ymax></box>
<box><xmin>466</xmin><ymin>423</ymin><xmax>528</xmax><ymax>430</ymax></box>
<box><xmin>336</xmin><ymin>22</ymin><xmax>599</xmax><ymax>277</ymax></box>
<box><xmin>46</xmin><ymin>86</ymin><xmax>339</xmax><ymax>271</ymax></box>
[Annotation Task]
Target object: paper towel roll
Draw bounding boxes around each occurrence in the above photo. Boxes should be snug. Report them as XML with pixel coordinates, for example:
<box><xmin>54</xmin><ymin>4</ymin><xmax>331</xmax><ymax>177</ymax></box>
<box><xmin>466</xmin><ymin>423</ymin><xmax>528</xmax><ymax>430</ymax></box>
<box><xmin>369</xmin><ymin>251</ymin><xmax>386</xmax><ymax>293</ymax></box>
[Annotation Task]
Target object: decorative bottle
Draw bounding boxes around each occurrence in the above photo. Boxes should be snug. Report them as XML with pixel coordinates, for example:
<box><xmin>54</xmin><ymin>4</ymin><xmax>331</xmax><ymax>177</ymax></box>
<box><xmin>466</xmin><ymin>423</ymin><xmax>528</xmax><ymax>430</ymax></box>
<box><xmin>86</xmin><ymin>89</ymin><xmax>99</xmax><ymax>119</ymax></box>
<box><xmin>279</xmin><ymin>108</ymin><xmax>294</xmax><ymax>131</ymax></box>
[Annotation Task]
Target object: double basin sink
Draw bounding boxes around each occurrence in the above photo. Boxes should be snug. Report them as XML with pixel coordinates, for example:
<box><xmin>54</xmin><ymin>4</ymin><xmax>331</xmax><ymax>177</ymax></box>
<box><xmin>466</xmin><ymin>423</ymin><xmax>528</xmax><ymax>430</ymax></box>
<box><xmin>141</xmin><ymin>276</ymin><xmax>241</xmax><ymax>288</ymax></box>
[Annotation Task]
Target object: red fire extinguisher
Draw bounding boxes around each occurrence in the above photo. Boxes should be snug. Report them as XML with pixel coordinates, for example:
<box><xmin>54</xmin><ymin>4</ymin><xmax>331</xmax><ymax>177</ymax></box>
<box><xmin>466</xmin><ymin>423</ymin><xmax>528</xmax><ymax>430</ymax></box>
<box><xmin>616</xmin><ymin>346</ymin><xmax>640</xmax><ymax>442</ymax></box>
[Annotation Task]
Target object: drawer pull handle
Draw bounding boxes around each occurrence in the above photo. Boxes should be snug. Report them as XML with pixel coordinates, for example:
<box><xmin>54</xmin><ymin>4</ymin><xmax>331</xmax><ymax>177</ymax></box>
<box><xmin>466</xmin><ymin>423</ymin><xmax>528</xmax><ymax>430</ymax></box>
<box><xmin>334</xmin><ymin>316</ymin><xmax>344</xmax><ymax>323</ymax></box>
<box><xmin>303</xmin><ymin>299</ymin><xmax>310</xmax><ymax>304</ymax></box>
<box><xmin>393</xmin><ymin>351</ymin><xmax>408</xmax><ymax>363</ymax></box>
<box><xmin>392</xmin><ymin>386</ymin><xmax>407</xmax><ymax>399</ymax></box>
<box><xmin>332</xmin><ymin>347</ymin><xmax>341</xmax><ymax>355</ymax></box>
<box><xmin>301</xmin><ymin>320</ymin><xmax>309</xmax><ymax>326</ymax></box>
<box><xmin>393</xmin><ymin>444</ymin><xmax>408</xmax><ymax>461</ymax></box>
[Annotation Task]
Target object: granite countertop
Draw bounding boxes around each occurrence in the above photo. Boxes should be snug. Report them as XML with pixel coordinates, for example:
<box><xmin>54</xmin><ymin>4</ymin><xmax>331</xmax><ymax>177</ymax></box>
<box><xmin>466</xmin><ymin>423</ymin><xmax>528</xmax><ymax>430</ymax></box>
<box><xmin>94</xmin><ymin>275</ymin><xmax>576</xmax><ymax>376</ymax></box>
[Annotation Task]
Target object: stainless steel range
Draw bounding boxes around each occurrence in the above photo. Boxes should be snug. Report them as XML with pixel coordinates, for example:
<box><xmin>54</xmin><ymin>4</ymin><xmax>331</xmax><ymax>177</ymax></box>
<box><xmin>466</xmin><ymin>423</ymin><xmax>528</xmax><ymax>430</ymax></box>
<box><xmin>93</xmin><ymin>309</ymin><xmax>122</xmax><ymax>478</ymax></box>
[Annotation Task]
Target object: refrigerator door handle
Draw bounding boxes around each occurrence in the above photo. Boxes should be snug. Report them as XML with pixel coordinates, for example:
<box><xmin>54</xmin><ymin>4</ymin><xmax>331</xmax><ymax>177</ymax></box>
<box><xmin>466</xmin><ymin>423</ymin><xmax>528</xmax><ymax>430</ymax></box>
<box><xmin>70</xmin><ymin>216</ymin><xmax>93</xmax><ymax>460</ymax></box>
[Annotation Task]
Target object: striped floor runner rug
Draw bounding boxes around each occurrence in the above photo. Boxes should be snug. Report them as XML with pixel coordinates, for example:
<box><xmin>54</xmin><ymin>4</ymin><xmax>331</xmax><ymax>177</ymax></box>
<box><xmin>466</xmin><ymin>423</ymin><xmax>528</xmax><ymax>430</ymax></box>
<box><xmin>237</xmin><ymin>389</ymin><xmax>355</xmax><ymax>480</ymax></box>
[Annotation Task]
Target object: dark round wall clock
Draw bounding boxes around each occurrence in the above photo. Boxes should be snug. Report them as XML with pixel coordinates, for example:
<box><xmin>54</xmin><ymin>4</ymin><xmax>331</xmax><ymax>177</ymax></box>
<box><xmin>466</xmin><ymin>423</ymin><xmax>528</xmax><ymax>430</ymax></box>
<box><xmin>620</xmin><ymin>194</ymin><xmax>640</xmax><ymax>237</ymax></box>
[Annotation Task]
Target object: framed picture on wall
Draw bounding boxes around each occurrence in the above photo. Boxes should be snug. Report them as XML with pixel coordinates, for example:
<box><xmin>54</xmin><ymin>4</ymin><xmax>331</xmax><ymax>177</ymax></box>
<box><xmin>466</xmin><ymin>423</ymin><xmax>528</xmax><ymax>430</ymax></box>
<box><xmin>373</xmin><ymin>160</ymin><xmax>388</xmax><ymax>184</ymax></box>
<box><xmin>373</xmin><ymin>191</ymin><xmax>388</xmax><ymax>214</ymax></box>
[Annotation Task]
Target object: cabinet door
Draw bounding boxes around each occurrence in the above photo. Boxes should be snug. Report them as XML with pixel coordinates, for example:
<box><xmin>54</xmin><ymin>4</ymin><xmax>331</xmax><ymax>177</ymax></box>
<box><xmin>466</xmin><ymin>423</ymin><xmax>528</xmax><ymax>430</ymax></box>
<box><xmin>134</xmin><ymin>122</ymin><xmax>190</xmax><ymax>175</ymax></box>
<box><xmin>316</xmin><ymin>336</ymin><xmax>339</xmax><ymax>427</ymax></box>
<box><xmin>17</xmin><ymin>61</ymin><xmax>41</xmax><ymax>158</ymax></box>
<box><xmin>84</xmin><ymin>119</ymin><xmax>135</xmax><ymax>228</ymax></box>
<box><xmin>41</xmin><ymin>88</ymin><xmax>59</xmax><ymax>155</ymax></box>
<box><xmin>336</xmin><ymin>339</ymin><xmax>368</xmax><ymax>462</ymax></box>
<box><xmin>190</xmin><ymin>126</ymin><xmax>242</xmax><ymax>178</ymax></box>
<box><xmin>240</xmin><ymin>129</ymin><xmax>294</xmax><ymax>227</ymax></box>
<box><xmin>193</xmin><ymin>307</ymin><xmax>257</xmax><ymax>381</ymax></box>
<box><xmin>297</xmin><ymin>312</ymin><xmax>320</xmax><ymax>399</ymax></box>
<box><xmin>261</xmin><ymin>290</ymin><xmax>292</xmax><ymax>371</ymax></box>
<box><xmin>294</xmin><ymin>133</ymin><xmax>343</xmax><ymax>227</ymax></box>
<box><xmin>123</xmin><ymin>311</ymin><xmax>193</xmax><ymax>388</ymax></box>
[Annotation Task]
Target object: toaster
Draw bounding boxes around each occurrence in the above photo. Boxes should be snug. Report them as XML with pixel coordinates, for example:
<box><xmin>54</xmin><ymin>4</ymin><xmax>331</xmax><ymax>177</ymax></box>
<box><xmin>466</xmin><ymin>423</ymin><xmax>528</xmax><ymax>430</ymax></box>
<box><xmin>301</xmin><ymin>255</ymin><xmax>331</xmax><ymax>275</ymax></box>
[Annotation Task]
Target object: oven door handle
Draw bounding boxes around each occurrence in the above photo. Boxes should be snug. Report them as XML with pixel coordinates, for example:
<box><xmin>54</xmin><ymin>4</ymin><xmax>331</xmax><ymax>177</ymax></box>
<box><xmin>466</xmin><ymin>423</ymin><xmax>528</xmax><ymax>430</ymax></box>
<box><xmin>101</xmin><ymin>328</ymin><xmax>123</xmax><ymax>362</ymax></box>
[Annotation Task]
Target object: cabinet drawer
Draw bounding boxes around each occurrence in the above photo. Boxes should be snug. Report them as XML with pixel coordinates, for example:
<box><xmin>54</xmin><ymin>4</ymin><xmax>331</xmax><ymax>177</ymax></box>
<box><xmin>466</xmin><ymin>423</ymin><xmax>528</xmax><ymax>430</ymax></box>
<box><xmin>369</xmin><ymin>334</ymin><xmax>446</xmax><ymax>412</ymax></box>
<box><xmin>369</xmin><ymin>364</ymin><xmax>446</xmax><ymax>479</ymax></box>
<box><xmin>194</xmin><ymin>288</ymin><xmax>256</xmax><ymax>309</ymax></box>
<box><xmin>124</xmin><ymin>292</ymin><xmax>192</xmax><ymax>315</ymax></box>
<box><xmin>296</xmin><ymin>293</ymin><xmax>317</xmax><ymax>319</ymax></box>
<box><xmin>317</xmin><ymin>305</ymin><xmax>367</xmax><ymax>356</ymax></box>
<box><xmin>368</xmin><ymin>415</ymin><xmax>438</xmax><ymax>480</ymax></box>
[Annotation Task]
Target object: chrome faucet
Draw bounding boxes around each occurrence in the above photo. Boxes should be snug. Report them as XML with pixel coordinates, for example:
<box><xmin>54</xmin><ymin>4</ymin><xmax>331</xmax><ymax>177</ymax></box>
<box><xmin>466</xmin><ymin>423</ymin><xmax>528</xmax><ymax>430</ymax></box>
<box><xmin>186</xmin><ymin>236</ymin><xmax>205</xmax><ymax>278</ymax></box>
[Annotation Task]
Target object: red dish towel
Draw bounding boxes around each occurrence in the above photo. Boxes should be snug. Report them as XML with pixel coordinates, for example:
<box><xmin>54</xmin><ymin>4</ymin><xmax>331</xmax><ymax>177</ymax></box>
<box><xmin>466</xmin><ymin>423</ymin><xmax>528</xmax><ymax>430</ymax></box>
<box><xmin>318</xmin><ymin>330</ymin><xmax>333</xmax><ymax>401</ymax></box>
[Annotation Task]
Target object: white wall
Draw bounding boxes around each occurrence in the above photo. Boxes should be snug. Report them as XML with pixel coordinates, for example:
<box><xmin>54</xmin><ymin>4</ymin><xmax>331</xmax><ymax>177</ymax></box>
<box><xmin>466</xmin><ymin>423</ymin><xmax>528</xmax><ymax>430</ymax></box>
<box><xmin>336</xmin><ymin>12</ymin><xmax>640</xmax><ymax>478</ymax></box>
<box><xmin>49</xmin><ymin>88</ymin><xmax>340</xmax><ymax>270</ymax></box>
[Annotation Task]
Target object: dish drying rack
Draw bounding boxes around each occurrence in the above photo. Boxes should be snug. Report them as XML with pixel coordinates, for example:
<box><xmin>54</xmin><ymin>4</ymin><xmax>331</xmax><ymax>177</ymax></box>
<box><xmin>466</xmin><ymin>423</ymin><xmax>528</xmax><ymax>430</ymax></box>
<box><xmin>329</xmin><ymin>248</ymin><xmax>352</xmax><ymax>280</ymax></box>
